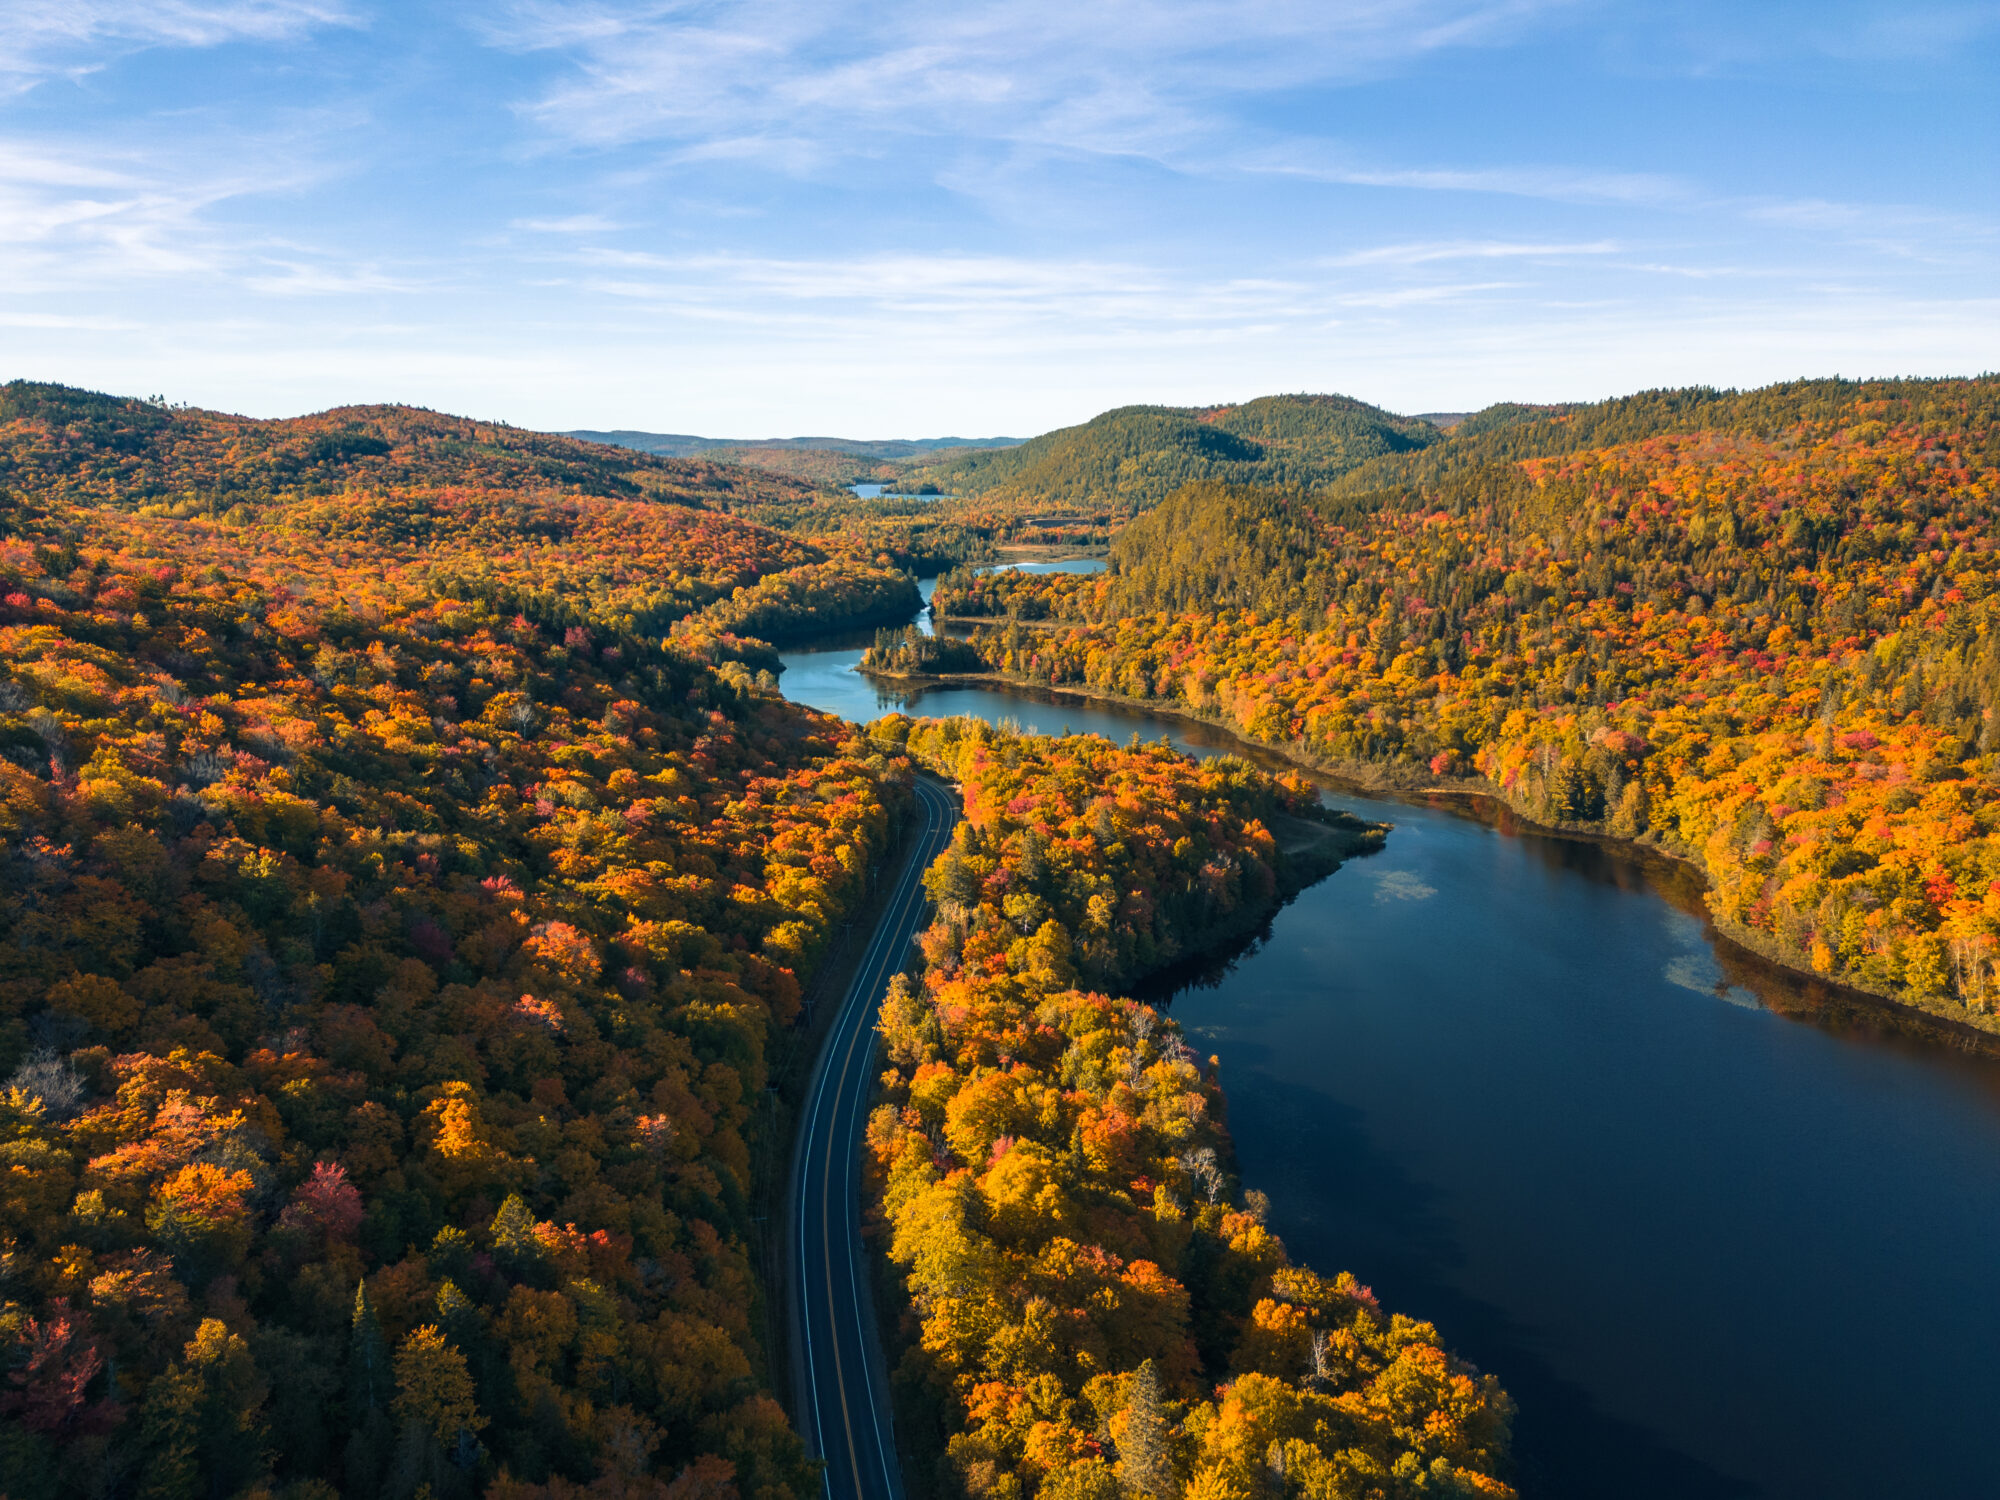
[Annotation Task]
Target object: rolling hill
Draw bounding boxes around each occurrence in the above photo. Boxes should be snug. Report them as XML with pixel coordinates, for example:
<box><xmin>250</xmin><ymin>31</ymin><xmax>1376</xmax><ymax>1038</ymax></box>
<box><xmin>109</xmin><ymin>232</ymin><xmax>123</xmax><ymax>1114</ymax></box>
<box><xmin>0</xmin><ymin>381</ymin><xmax>923</xmax><ymax>650</ymax></box>
<box><xmin>929</xmin><ymin>373</ymin><xmax>2000</xmax><ymax>1031</ymax></box>
<box><xmin>1326</xmin><ymin>381</ymin><xmax>1999</xmax><ymax>497</ymax></box>
<box><xmin>0</xmin><ymin>383</ymin><xmax>819</xmax><ymax>513</ymax></box>
<box><xmin>905</xmin><ymin>392</ymin><xmax>1444</xmax><ymax>514</ymax></box>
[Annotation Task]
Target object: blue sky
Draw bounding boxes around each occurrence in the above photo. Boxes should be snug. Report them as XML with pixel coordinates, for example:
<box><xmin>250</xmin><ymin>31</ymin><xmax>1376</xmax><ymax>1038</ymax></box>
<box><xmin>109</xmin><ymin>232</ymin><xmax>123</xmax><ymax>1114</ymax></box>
<box><xmin>3</xmin><ymin>1</ymin><xmax>1996</xmax><ymax>435</ymax></box>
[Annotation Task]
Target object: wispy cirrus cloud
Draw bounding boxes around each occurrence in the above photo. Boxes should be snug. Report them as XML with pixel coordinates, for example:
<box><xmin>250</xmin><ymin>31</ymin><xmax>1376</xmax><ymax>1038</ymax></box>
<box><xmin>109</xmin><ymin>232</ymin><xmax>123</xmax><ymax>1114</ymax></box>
<box><xmin>555</xmin><ymin>249</ymin><xmax>1185</xmax><ymax>330</ymax></box>
<box><xmin>0</xmin><ymin>142</ymin><xmax>220</xmax><ymax>279</ymax></box>
<box><xmin>1336</xmin><ymin>281</ymin><xmax>1520</xmax><ymax>308</ymax></box>
<box><xmin>1326</xmin><ymin>239</ymin><xmax>1621</xmax><ymax>267</ymax></box>
<box><xmin>0</xmin><ymin>1</ymin><xmax>356</xmax><ymax>88</ymax></box>
<box><xmin>479</xmin><ymin>0</ymin><xmax>1588</xmax><ymax>163</ymax></box>
<box><xmin>511</xmin><ymin>214</ymin><xmax>625</xmax><ymax>234</ymax></box>
<box><xmin>1253</xmin><ymin>154</ymin><xmax>1692</xmax><ymax>207</ymax></box>
<box><xmin>0</xmin><ymin>131</ymin><xmax>382</xmax><ymax>297</ymax></box>
<box><xmin>530</xmin><ymin>246</ymin><xmax>1543</xmax><ymax>345</ymax></box>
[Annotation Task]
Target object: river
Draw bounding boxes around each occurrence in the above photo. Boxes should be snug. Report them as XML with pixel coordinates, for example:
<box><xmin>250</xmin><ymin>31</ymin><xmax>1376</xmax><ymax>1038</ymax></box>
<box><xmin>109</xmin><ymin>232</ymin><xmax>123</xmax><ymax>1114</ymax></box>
<box><xmin>775</xmin><ymin>576</ymin><xmax>2000</xmax><ymax>1500</ymax></box>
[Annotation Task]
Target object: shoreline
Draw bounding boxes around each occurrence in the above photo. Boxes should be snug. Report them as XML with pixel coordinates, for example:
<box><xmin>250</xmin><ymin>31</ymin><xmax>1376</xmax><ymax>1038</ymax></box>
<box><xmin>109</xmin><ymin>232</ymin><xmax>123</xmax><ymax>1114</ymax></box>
<box><xmin>857</xmin><ymin>772</ymin><xmax>1379</xmax><ymax>1500</ymax></box>
<box><xmin>860</xmin><ymin>663</ymin><xmax>2000</xmax><ymax>1055</ymax></box>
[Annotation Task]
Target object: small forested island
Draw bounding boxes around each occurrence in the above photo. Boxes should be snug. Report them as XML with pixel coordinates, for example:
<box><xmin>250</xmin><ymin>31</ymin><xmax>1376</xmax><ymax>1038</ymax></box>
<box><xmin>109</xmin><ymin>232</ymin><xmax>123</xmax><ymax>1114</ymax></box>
<box><xmin>862</xmin><ymin>626</ymin><xmax>987</xmax><ymax>676</ymax></box>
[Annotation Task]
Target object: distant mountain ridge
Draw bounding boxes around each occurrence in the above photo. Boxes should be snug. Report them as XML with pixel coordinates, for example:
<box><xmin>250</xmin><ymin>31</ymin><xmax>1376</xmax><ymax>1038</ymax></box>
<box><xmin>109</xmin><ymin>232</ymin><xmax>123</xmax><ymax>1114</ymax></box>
<box><xmin>565</xmin><ymin>430</ymin><xmax>1023</xmax><ymax>459</ymax></box>
<box><xmin>566</xmin><ymin>429</ymin><xmax>1025</xmax><ymax>489</ymax></box>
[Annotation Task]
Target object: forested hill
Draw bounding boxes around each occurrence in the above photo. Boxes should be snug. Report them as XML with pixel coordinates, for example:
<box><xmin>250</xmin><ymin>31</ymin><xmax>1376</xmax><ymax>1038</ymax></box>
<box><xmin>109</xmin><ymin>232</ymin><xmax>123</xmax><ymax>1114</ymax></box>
<box><xmin>0</xmin><ymin>383</ymin><xmax>820</xmax><ymax>513</ymax></box>
<box><xmin>906</xmin><ymin>393</ymin><xmax>1442</xmax><ymax>514</ymax></box>
<box><xmin>0</xmin><ymin>389</ymin><xmax>924</xmax><ymax>1495</ymax></box>
<box><xmin>932</xmin><ymin>374</ymin><xmax>2000</xmax><ymax>1031</ymax></box>
<box><xmin>1106</xmin><ymin>377</ymin><xmax>2000</xmax><ymax>622</ymax></box>
<box><xmin>1331</xmin><ymin>378</ymin><xmax>2000</xmax><ymax>497</ymax></box>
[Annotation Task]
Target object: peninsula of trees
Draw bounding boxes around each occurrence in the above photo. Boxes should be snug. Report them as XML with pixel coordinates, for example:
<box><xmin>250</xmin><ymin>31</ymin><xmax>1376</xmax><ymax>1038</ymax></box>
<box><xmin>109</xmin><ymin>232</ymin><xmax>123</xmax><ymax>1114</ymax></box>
<box><xmin>867</xmin><ymin>718</ymin><xmax>1511</xmax><ymax>1500</ymax></box>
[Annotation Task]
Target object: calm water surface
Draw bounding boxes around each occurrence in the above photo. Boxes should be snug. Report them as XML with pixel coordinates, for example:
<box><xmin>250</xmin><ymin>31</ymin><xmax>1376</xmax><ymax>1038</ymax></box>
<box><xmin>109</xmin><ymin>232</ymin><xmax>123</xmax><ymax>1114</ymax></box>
<box><xmin>777</xmin><ymin>588</ymin><xmax>2000</xmax><ymax>1500</ymax></box>
<box><xmin>979</xmin><ymin>557</ymin><xmax>1109</xmax><ymax>575</ymax></box>
<box><xmin>850</xmin><ymin>483</ymin><xmax>941</xmax><ymax>500</ymax></box>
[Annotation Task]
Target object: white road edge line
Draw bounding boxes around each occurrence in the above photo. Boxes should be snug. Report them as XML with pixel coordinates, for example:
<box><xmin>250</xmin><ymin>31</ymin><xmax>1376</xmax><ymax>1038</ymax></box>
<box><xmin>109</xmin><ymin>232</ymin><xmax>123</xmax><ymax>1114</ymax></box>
<box><xmin>799</xmin><ymin>776</ymin><xmax>947</xmax><ymax>1500</ymax></box>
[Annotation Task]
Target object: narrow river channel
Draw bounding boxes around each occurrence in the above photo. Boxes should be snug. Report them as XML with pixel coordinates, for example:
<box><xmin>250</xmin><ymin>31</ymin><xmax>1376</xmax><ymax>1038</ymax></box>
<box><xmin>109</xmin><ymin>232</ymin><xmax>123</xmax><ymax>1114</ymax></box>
<box><xmin>778</xmin><ymin>574</ymin><xmax>2000</xmax><ymax>1500</ymax></box>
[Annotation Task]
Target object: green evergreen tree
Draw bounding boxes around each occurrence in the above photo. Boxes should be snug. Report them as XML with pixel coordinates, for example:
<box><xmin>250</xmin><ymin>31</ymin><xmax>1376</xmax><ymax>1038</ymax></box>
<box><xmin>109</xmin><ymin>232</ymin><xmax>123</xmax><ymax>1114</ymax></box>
<box><xmin>349</xmin><ymin>1281</ymin><xmax>390</xmax><ymax>1413</ymax></box>
<box><xmin>489</xmin><ymin>1193</ymin><xmax>543</xmax><ymax>1279</ymax></box>
<box><xmin>1118</xmin><ymin>1359</ymin><xmax>1175</xmax><ymax>1500</ymax></box>
<box><xmin>136</xmin><ymin>1364</ymin><xmax>202</xmax><ymax>1500</ymax></box>
<box><xmin>346</xmin><ymin>1281</ymin><xmax>392</xmax><ymax>1498</ymax></box>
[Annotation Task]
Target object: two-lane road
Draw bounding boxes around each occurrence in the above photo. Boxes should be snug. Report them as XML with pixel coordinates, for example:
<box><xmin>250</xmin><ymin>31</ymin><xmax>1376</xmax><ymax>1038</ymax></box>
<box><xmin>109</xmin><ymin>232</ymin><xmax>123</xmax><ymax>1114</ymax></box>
<box><xmin>790</xmin><ymin>776</ymin><xmax>956</xmax><ymax>1500</ymax></box>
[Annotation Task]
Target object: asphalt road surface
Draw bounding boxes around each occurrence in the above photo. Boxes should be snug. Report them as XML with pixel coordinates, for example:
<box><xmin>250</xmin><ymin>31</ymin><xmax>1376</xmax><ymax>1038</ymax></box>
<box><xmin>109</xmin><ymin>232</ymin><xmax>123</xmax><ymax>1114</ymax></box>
<box><xmin>790</xmin><ymin>776</ymin><xmax>956</xmax><ymax>1500</ymax></box>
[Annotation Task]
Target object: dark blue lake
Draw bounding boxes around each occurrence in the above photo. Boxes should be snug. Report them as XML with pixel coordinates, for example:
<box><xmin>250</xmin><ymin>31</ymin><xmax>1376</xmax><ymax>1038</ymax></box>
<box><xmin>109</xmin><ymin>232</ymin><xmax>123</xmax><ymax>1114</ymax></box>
<box><xmin>777</xmin><ymin>583</ymin><xmax>2000</xmax><ymax>1500</ymax></box>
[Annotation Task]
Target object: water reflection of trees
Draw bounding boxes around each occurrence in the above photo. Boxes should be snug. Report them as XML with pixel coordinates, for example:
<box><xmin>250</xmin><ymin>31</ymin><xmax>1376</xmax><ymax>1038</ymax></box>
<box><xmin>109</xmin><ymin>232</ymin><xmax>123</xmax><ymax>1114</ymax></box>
<box><xmin>1440</xmin><ymin>790</ymin><xmax>2000</xmax><ymax>1062</ymax></box>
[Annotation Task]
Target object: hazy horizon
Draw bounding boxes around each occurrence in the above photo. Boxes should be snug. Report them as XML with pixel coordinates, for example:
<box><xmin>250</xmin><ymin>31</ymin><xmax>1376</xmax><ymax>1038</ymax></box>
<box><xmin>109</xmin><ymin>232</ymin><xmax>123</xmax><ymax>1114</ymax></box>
<box><xmin>20</xmin><ymin>374</ymin><xmax>1997</xmax><ymax>451</ymax></box>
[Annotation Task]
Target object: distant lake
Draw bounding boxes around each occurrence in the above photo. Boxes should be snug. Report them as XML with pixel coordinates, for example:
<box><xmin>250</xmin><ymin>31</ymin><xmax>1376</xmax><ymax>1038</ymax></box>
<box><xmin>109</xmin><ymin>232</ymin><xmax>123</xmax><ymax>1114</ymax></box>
<box><xmin>850</xmin><ymin>483</ymin><xmax>939</xmax><ymax>500</ymax></box>
<box><xmin>978</xmin><ymin>557</ymin><xmax>1108</xmax><ymax>575</ymax></box>
<box><xmin>776</xmin><ymin>582</ymin><xmax>2000</xmax><ymax>1500</ymax></box>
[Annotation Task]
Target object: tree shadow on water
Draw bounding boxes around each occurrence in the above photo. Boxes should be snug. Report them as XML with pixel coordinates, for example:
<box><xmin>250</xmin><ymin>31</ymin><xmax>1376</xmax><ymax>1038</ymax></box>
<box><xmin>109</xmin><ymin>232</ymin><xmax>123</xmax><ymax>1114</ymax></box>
<box><xmin>1216</xmin><ymin>1061</ymin><xmax>1762</xmax><ymax>1500</ymax></box>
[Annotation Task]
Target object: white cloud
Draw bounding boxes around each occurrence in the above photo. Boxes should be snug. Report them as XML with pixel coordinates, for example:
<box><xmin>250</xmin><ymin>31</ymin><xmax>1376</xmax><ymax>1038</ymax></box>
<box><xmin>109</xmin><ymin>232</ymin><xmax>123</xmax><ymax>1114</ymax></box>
<box><xmin>511</xmin><ymin>214</ymin><xmax>625</xmax><ymax>234</ymax></box>
<box><xmin>239</xmin><ymin>261</ymin><xmax>423</xmax><ymax>296</ymax></box>
<box><xmin>1336</xmin><ymin>281</ymin><xmax>1519</xmax><ymax>308</ymax></box>
<box><xmin>481</xmin><ymin>0</ymin><xmax>1587</xmax><ymax>161</ymax></box>
<box><xmin>1258</xmin><ymin>155</ymin><xmax>1691</xmax><ymax>207</ymax></box>
<box><xmin>1326</xmin><ymin>239</ymin><xmax>1621</xmax><ymax>267</ymax></box>
<box><xmin>0</xmin><ymin>1</ymin><xmax>355</xmax><ymax>86</ymax></box>
<box><xmin>0</xmin><ymin>143</ymin><xmax>207</xmax><ymax>279</ymax></box>
<box><xmin>0</xmin><ymin>133</ymin><xmax>358</xmax><ymax>294</ymax></box>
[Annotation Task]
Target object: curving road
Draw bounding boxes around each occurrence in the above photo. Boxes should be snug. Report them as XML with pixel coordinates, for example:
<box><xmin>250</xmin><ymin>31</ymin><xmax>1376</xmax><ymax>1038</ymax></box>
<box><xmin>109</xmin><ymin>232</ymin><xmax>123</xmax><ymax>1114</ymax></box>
<box><xmin>790</xmin><ymin>776</ymin><xmax>956</xmax><ymax>1500</ymax></box>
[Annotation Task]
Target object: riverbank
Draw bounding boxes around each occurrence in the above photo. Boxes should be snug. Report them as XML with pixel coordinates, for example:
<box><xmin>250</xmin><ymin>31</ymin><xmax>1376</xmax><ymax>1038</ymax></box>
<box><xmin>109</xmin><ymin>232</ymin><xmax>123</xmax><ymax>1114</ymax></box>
<box><xmin>990</xmin><ymin>542</ymin><xmax>1111</xmax><ymax>565</ymax></box>
<box><xmin>859</xmin><ymin>662</ymin><xmax>2000</xmax><ymax>1050</ymax></box>
<box><xmin>882</xmin><ymin>712</ymin><xmax>1390</xmax><ymax>989</ymax></box>
<box><xmin>851</xmin><ymin>761</ymin><xmax>1382</xmax><ymax>1500</ymax></box>
<box><xmin>861</xmin><ymin>717</ymin><xmax>1521</xmax><ymax>1500</ymax></box>
<box><xmin>782</xmin><ymin>649</ymin><xmax>2000</xmax><ymax>1500</ymax></box>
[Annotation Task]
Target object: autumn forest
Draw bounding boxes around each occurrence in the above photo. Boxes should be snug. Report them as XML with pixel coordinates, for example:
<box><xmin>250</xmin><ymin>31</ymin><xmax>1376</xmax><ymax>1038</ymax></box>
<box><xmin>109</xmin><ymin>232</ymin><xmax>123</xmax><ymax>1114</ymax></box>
<box><xmin>6</xmin><ymin>374</ymin><xmax>2000</xmax><ymax>1500</ymax></box>
<box><xmin>929</xmin><ymin>379</ymin><xmax>2000</xmax><ymax>1032</ymax></box>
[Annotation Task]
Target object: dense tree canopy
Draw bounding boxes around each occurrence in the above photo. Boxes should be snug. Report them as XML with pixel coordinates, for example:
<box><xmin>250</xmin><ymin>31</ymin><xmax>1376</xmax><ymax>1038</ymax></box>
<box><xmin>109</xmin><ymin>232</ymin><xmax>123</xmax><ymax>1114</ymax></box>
<box><xmin>908</xmin><ymin>398</ymin><xmax>1441</xmax><ymax>525</ymax></box>
<box><xmin>0</xmin><ymin>417</ymin><xmax>912</xmax><ymax>1499</ymax></box>
<box><xmin>928</xmin><ymin>377</ymin><xmax>2000</xmax><ymax>1028</ymax></box>
<box><xmin>0</xmin><ymin>385</ymin><xmax>817</xmax><ymax>515</ymax></box>
<box><xmin>1</xmin><ymin>380</ymin><xmax>1514</xmax><ymax>1500</ymax></box>
<box><xmin>865</xmin><ymin>718</ymin><xmax>1512</xmax><ymax>1500</ymax></box>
